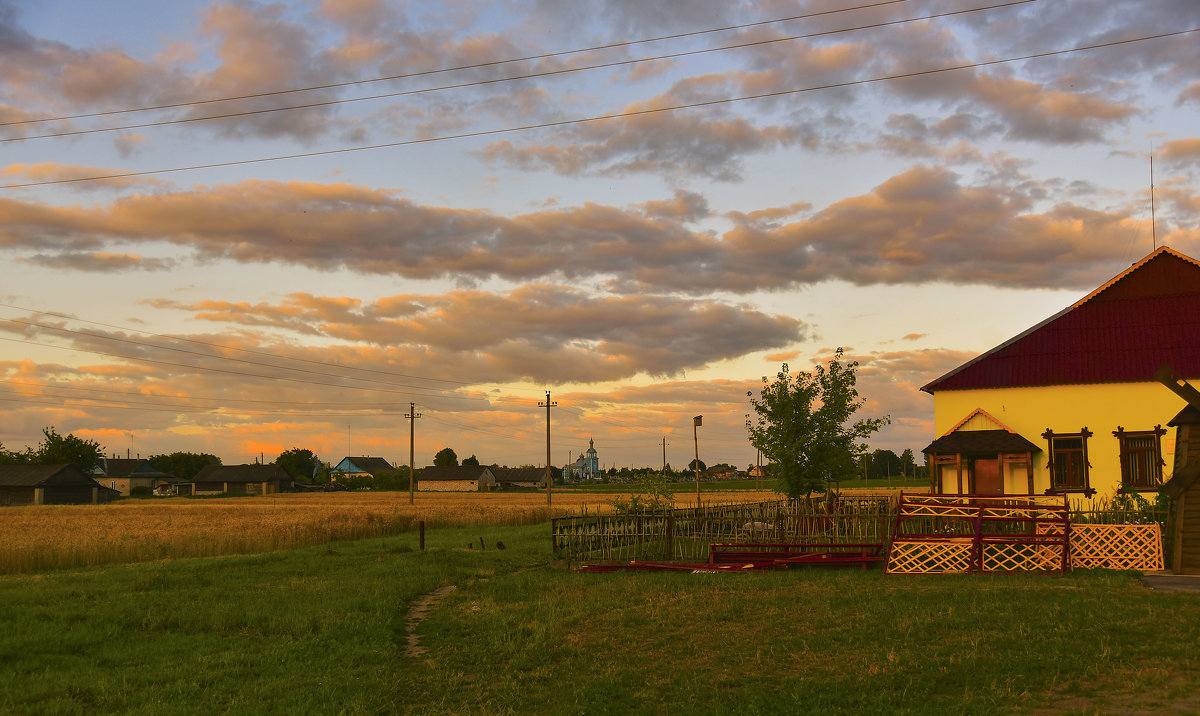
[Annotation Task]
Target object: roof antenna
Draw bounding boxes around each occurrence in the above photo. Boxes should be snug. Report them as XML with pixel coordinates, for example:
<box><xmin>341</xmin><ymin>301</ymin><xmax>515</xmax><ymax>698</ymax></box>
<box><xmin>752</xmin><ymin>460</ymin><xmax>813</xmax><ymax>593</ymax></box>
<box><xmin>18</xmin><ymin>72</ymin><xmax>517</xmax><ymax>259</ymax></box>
<box><xmin>1150</xmin><ymin>149</ymin><xmax>1157</xmax><ymax>252</ymax></box>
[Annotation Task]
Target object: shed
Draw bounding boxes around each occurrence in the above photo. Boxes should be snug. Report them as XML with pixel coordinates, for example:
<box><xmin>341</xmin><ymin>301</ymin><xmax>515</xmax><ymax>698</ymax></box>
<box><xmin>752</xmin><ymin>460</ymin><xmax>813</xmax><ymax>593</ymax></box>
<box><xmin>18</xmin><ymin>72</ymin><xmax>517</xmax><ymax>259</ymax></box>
<box><xmin>192</xmin><ymin>463</ymin><xmax>293</xmax><ymax>496</ymax></box>
<box><xmin>1163</xmin><ymin>404</ymin><xmax>1200</xmax><ymax>573</ymax></box>
<box><xmin>0</xmin><ymin>464</ymin><xmax>118</xmax><ymax>506</ymax></box>
<box><xmin>418</xmin><ymin>465</ymin><xmax>496</xmax><ymax>492</ymax></box>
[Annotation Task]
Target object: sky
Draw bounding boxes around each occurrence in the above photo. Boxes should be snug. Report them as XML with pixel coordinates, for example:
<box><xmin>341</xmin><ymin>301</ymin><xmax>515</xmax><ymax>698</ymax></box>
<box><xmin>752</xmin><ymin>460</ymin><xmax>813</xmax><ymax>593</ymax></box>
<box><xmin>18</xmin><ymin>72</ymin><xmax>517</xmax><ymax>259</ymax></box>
<box><xmin>1</xmin><ymin>0</ymin><xmax>1198</xmax><ymax>471</ymax></box>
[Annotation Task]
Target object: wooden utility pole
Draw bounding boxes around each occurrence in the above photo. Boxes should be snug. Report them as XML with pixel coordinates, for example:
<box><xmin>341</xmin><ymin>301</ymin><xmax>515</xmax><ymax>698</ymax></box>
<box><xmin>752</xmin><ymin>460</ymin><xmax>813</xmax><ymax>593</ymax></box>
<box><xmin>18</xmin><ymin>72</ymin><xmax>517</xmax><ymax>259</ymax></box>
<box><xmin>662</xmin><ymin>437</ymin><xmax>668</xmax><ymax>476</ymax></box>
<box><xmin>406</xmin><ymin>403</ymin><xmax>421</xmax><ymax>505</ymax></box>
<box><xmin>693</xmin><ymin>415</ymin><xmax>703</xmax><ymax>507</ymax></box>
<box><xmin>540</xmin><ymin>391</ymin><xmax>557</xmax><ymax>506</ymax></box>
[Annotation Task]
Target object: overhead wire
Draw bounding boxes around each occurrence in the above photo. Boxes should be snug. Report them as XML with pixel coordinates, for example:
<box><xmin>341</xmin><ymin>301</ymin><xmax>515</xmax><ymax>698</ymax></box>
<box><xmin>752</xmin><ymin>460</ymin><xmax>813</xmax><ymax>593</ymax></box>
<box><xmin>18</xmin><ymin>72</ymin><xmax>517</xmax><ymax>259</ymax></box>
<box><xmin>0</xmin><ymin>0</ymin><xmax>919</xmax><ymax>128</ymax></box>
<box><xmin>3</xmin><ymin>27</ymin><xmax>1194</xmax><ymax>190</ymax></box>
<box><xmin>2</xmin><ymin>0</ymin><xmax>1036</xmax><ymax>144</ymax></box>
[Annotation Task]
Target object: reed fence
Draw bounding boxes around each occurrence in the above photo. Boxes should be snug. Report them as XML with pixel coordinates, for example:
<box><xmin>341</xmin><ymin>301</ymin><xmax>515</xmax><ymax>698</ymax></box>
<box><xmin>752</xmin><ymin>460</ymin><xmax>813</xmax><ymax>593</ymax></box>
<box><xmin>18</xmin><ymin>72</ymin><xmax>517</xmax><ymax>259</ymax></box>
<box><xmin>552</xmin><ymin>496</ymin><xmax>895</xmax><ymax>563</ymax></box>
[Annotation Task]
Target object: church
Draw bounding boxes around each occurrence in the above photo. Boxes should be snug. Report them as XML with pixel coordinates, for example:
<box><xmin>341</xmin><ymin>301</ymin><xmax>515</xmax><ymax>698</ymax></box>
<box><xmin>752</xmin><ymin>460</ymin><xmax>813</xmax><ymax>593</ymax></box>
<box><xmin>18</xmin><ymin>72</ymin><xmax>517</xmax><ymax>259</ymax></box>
<box><xmin>565</xmin><ymin>439</ymin><xmax>600</xmax><ymax>480</ymax></box>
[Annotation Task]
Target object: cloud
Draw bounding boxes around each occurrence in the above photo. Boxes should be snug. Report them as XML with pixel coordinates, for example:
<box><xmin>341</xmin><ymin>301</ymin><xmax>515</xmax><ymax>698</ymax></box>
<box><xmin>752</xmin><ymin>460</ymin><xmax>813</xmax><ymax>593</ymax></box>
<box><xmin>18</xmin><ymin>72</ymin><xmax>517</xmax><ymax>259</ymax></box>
<box><xmin>2</xmin><ymin>171</ymin><xmax>1191</xmax><ymax>292</ymax></box>
<box><xmin>1160</xmin><ymin>138</ymin><xmax>1200</xmax><ymax>169</ymax></box>
<box><xmin>148</xmin><ymin>284</ymin><xmax>809</xmax><ymax>383</ymax></box>
<box><xmin>18</xmin><ymin>251</ymin><xmax>175</xmax><ymax>272</ymax></box>
<box><xmin>0</xmin><ymin>162</ymin><xmax>166</xmax><ymax>190</ymax></box>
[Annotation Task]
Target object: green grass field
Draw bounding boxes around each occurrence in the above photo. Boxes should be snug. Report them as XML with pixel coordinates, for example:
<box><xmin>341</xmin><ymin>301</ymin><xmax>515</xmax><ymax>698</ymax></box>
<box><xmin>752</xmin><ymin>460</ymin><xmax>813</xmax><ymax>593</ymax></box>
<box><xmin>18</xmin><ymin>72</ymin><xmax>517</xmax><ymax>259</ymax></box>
<box><xmin>3</xmin><ymin>522</ymin><xmax>1198</xmax><ymax>714</ymax></box>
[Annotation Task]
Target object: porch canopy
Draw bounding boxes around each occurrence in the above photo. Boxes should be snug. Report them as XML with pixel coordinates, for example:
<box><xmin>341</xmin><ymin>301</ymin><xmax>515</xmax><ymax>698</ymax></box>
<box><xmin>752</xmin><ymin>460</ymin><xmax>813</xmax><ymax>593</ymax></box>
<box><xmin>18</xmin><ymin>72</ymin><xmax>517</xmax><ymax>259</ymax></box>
<box><xmin>923</xmin><ymin>429</ymin><xmax>1041</xmax><ymax>495</ymax></box>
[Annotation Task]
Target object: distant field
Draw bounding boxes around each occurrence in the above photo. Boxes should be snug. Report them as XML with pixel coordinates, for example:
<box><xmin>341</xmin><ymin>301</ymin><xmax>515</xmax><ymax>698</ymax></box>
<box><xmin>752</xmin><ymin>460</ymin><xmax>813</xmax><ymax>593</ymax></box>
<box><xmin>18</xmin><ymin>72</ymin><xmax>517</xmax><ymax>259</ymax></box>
<box><xmin>559</xmin><ymin>476</ymin><xmax>927</xmax><ymax>492</ymax></box>
<box><xmin>0</xmin><ymin>489</ymin><xmax>778</xmax><ymax>574</ymax></box>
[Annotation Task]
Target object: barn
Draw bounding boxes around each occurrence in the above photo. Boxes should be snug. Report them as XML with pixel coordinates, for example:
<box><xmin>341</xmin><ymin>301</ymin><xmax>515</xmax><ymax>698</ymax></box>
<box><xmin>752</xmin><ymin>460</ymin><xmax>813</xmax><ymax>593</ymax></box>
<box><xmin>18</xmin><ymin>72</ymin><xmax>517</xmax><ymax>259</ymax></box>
<box><xmin>418</xmin><ymin>465</ymin><xmax>497</xmax><ymax>492</ymax></box>
<box><xmin>0</xmin><ymin>464</ymin><xmax>118</xmax><ymax>506</ymax></box>
<box><xmin>492</xmin><ymin>467</ymin><xmax>546</xmax><ymax>489</ymax></box>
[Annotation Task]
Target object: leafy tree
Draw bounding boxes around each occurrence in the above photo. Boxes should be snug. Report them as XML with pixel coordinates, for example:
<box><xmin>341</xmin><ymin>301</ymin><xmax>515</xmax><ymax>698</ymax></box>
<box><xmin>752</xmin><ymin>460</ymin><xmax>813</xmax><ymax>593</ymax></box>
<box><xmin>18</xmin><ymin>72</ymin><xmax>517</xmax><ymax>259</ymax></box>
<box><xmin>746</xmin><ymin>349</ymin><xmax>890</xmax><ymax>497</ymax></box>
<box><xmin>870</xmin><ymin>449</ymin><xmax>902</xmax><ymax>480</ymax></box>
<box><xmin>275</xmin><ymin>448</ymin><xmax>320</xmax><ymax>480</ymax></box>
<box><xmin>687</xmin><ymin>458</ymin><xmax>707</xmax><ymax>473</ymax></box>
<box><xmin>433</xmin><ymin>447</ymin><xmax>458</xmax><ymax>466</ymax></box>
<box><xmin>900</xmin><ymin>448</ymin><xmax>917</xmax><ymax>477</ymax></box>
<box><xmin>148</xmin><ymin>452</ymin><xmax>222</xmax><ymax>481</ymax></box>
<box><xmin>35</xmin><ymin>427</ymin><xmax>103</xmax><ymax>472</ymax></box>
<box><xmin>462</xmin><ymin>454</ymin><xmax>480</xmax><ymax>467</ymax></box>
<box><xmin>371</xmin><ymin>468</ymin><xmax>411</xmax><ymax>492</ymax></box>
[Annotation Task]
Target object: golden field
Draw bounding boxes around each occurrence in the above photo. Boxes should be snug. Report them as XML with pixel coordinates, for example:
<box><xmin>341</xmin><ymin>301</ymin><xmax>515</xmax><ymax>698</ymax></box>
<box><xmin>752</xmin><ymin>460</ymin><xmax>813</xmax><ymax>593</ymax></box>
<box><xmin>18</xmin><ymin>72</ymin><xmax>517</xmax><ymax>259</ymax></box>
<box><xmin>0</xmin><ymin>489</ymin><xmax>781</xmax><ymax>574</ymax></box>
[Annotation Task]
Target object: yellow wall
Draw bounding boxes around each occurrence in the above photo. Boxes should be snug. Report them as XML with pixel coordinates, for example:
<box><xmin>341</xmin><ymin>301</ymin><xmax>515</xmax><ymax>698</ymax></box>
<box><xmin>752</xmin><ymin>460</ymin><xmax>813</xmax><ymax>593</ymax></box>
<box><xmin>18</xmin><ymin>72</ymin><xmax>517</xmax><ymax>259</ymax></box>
<box><xmin>932</xmin><ymin>381</ymin><xmax>1187</xmax><ymax>500</ymax></box>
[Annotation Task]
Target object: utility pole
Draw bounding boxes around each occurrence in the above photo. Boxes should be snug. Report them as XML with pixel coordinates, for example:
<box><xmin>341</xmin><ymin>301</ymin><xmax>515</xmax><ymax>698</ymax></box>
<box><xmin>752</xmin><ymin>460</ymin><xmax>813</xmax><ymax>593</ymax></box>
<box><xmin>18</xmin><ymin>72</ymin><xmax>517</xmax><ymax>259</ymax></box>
<box><xmin>693</xmin><ymin>415</ymin><xmax>703</xmax><ymax>507</ymax></box>
<box><xmin>539</xmin><ymin>391</ymin><xmax>557</xmax><ymax>506</ymax></box>
<box><xmin>406</xmin><ymin>403</ymin><xmax>421</xmax><ymax>505</ymax></box>
<box><xmin>662</xmin><ymin>437</ymin><xmax>668</xmax><ymax>476</ymax></box>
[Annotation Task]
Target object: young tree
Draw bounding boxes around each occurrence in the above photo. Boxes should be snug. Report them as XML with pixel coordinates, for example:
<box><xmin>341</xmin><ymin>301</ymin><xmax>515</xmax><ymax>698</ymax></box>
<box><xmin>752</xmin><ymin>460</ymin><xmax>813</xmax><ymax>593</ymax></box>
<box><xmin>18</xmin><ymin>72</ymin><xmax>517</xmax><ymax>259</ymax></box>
<box><xmin>433</xmin><ymin>447</ymin><xmax>458</xmax><ymax>466</ymax></box>
<box><xmin>746</xmin><ymin>349</ymin><xmax>890</xmax><ymax>497</ymax></box>
<box><xmin>275</xmin><ymin>448</ymin><xmax>319</xmax><ymax>480</ymax></box>
<box><xmin>35</xmin><ymin>427</ymin><xmax>103</xmax><ymax>472</ymax></box>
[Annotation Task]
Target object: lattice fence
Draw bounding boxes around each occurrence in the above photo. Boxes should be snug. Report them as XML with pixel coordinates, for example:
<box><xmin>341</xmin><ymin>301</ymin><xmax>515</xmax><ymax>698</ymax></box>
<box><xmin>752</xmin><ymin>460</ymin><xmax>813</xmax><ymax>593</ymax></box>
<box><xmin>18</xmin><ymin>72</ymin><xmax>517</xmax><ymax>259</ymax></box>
<box><xmin>885</xmin><ymin>493</ymin><xmax>1070</xmax><ymax>575</ymax></box>
<box><xmin>1039</xmin><ymin>522</ymin><xmax>1164</xmax><ymax>571</ymax></box>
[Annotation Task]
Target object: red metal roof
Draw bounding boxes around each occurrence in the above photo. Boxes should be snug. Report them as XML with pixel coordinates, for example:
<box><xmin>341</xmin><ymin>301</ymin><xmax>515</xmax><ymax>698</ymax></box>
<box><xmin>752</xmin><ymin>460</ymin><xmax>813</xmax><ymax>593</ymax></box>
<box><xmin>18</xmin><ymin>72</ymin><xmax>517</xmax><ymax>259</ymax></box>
<box><xmin>923</xmin><ymin>247</ymin><xmax>1200</xmax><ymax>392</ymax></box>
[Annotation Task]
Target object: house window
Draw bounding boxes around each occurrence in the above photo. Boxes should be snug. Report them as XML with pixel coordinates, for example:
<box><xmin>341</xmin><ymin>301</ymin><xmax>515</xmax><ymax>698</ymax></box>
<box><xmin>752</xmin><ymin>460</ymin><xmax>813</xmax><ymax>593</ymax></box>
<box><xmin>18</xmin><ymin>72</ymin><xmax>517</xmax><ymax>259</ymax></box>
<box><xmin>1042</xmin><ymin>428</ymin><xmax>1093</xmax><ymax>492</ymax></box>
<box><xmin>1113</xmin><ymin>426</ymin><xmax>1166</xmax><ymax>490</ymax></box>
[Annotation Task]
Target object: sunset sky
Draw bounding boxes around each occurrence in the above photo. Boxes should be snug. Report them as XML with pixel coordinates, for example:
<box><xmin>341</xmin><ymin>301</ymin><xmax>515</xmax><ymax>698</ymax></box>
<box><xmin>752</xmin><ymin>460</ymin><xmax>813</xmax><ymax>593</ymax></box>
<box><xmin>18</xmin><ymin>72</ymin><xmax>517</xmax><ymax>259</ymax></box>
<box><xmin>1</xmin><ymin>0</ymin><xmax>1198</xmax><ymax>472</ymax></box>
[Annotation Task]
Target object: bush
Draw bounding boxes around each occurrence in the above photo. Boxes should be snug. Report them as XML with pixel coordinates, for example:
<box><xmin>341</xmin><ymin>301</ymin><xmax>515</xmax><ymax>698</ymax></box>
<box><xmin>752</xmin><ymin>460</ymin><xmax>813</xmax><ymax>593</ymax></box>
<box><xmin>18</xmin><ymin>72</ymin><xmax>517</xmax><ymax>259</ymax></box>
<box><xmin>130</xmin><ymin>486</ymin><xmax>153</xmax><ymax>498</ymax></box>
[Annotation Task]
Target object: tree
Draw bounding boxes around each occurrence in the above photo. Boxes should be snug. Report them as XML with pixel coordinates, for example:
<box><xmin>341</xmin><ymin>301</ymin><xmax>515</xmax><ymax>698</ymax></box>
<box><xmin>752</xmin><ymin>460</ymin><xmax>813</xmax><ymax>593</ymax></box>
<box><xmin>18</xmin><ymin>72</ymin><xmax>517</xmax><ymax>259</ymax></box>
<box><xmin>35</xmin><ymin>427</ymin><xmax>103</xmax><ymax>472</ymax></box>
<box><xmin>746</xmin><ymin>349</ymin><xmax>890</xmax><ymax>497</ymax></box>
<box><xmin>148</xmin><ymin>452</ymin><xmax>222</xmax><ymax>481</ymax></box>
<box><xmin>433</xmin><ymin>447</ymin><xmax>458</xmax><ymax>466</ymax></box>
<box><xmin>900</xmin><ymin>448</ymin><xmax>917</xmax><ymax>477</ymax></box>
<box><xmin>687</xmin><ymin>458</ymin><xmax>707</xmax><ymax>473</ymax></box>
<box><xmin>870</xmin><ymin>449</ymin><xmax>902</xmax><ymax>480</ymax></box>
<box><xmin>275</xmin><ymin>448</ymin><xmax>320</xmax><ymax>480</ymax></box>
<box><xmin>462</xmin><ymin>454</ymin><xmax>480</xmax><ymax>467</ymax></box>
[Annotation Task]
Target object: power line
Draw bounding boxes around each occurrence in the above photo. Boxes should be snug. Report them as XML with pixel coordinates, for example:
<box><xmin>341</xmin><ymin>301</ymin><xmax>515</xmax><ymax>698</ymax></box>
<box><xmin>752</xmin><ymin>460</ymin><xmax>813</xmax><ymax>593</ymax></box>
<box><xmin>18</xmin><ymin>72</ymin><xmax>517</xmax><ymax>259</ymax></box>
<box><xmin>4</xmin><ymin>27</ymin><xmax>1192</xmax><ymax>190</ymax></box>
<box><xmin>0</xmin><ymin>0</ymin><xmax>917</xmax><ymax>129</ymax></box>
<box><xmin>2</xmin><ymin>1</ymin><xmax>1034</xmax><ymax>144</ymax></box>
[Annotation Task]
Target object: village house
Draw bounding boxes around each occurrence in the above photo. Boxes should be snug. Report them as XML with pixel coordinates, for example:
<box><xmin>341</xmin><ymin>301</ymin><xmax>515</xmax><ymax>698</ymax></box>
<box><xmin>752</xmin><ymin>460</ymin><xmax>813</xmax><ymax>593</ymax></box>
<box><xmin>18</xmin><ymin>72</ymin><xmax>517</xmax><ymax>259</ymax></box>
<box><xmin>922</xmin><ymin>247</ymin><xmax>1200</xmax><ymax>499</ymax></box>
<box><xmin>331</xmin><ymin>456</ymin><xmax>394</xmax><ymax>480</ymax></box>
<box><xmin>418</xmin><ymin>465</ymin><xmax>497</xmax><ymax>492</ymax></box>
<box><xmin>191</xmin><ymin>463</ymin><xmax>293</xmax><ymax>496</ymax></box>
<box><xmin>93</xmin><ymin>457</ymin><xmax>178</xmax><ymax>496</ymax></box>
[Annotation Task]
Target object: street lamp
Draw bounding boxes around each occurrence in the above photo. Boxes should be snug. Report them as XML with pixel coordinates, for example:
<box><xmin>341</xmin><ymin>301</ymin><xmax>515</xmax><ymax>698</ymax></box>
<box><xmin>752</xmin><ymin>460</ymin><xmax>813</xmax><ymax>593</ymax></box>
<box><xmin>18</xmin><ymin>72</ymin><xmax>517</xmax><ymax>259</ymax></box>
<box><xmin>693</xmin><ymin>415</ymin><xmax>703</xmax><ymax>507</ymax></box>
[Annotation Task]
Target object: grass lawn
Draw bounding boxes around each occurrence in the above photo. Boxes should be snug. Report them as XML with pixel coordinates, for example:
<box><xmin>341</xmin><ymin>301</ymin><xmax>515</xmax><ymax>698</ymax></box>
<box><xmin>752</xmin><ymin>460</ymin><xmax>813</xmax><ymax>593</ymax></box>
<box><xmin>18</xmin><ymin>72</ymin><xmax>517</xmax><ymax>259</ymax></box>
<box><xmin>2</xmin><ymin>522</ymin><xmax>1198</xmax><ymax>714</ymax></box>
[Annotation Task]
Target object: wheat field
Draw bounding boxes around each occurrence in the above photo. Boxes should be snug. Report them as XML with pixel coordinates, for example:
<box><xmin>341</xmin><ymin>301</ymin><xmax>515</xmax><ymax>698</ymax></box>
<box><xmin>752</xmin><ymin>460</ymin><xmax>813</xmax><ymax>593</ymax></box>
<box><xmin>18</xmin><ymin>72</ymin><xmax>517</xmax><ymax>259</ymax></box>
<box><xmin>0</xmin><ymin>489</ymin><xmax>780</xmax><ymax>574</ymax></box>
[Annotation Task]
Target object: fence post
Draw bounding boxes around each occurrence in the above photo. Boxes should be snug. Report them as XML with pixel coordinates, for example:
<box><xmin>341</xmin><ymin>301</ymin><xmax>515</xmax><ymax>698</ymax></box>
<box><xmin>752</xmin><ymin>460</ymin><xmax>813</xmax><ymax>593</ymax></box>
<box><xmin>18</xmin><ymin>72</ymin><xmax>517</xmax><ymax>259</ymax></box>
<box><xmin>667</xmin><ymin>513</ymin><xmax>675</xmax><ymax>560</ymax></box>
<box><xmin>419</xmin><ymin>520</ymin><xmax>425</xmax><ymax>551</ymax></box>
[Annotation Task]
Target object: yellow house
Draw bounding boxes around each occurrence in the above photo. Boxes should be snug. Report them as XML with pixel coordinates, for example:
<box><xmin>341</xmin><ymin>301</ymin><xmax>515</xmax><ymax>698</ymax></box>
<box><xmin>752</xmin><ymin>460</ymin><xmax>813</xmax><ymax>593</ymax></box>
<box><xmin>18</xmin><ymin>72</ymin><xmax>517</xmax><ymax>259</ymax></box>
<box><xmin>921</xmin><ymin>247</ymin><xmax>1200</xmax><ymax>499</ymax></box>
